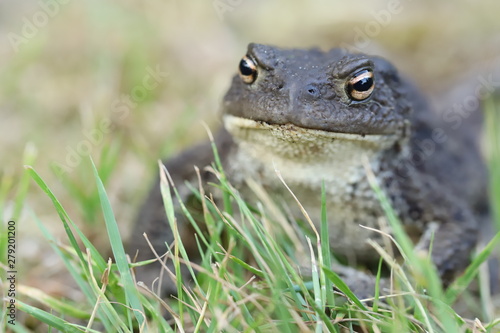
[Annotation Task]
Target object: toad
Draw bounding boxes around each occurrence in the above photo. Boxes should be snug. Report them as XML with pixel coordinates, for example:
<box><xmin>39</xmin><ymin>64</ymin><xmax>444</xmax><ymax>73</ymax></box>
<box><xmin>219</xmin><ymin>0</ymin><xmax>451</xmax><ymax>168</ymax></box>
<box><xmin>129</xmin><ymin>43</ymin><xmax>489</xmax><ymax>298</ymax></box>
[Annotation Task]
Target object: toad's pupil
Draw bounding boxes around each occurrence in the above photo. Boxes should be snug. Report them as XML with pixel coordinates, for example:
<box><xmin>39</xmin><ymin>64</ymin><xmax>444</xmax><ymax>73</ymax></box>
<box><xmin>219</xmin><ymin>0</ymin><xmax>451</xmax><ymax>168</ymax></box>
<box><xmin>240</xmin><ymin>59</ymin><xmax>254</xmax><ymax>76</ymax></box>
<box><xmin>354</xmin><ymin>77</ymin><xmax>373</xmax><ymax>91</ymax></box>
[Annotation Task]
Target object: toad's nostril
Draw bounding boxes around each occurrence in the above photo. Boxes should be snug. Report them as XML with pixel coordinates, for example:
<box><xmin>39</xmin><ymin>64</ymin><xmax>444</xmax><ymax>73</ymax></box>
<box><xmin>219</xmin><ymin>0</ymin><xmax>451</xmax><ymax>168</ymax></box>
<box><xmin>305</xmin><ymin>84</ymin><xmax>320</xmax><ymax>98</ymax></box>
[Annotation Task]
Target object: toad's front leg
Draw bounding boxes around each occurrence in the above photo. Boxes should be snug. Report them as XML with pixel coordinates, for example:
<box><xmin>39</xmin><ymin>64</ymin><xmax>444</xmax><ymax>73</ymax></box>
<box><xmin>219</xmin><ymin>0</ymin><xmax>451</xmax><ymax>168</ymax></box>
<box><xmin>397</xmin><ymin>175</ymin><xmax>479</xmax><ymax>286</ymax></box>
<box><xmin>328</xmin><ymin>178</ymin><xmax>479</xmax><ymax>300</ymax></box>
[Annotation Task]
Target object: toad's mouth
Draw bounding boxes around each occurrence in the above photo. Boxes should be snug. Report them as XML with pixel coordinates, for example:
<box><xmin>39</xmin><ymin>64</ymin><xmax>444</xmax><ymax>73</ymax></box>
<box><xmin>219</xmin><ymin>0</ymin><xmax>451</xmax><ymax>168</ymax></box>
<box><xmin>223</xmin><ymin>114</ymin><xmax>397</xmax><ymax>144</ymax></box>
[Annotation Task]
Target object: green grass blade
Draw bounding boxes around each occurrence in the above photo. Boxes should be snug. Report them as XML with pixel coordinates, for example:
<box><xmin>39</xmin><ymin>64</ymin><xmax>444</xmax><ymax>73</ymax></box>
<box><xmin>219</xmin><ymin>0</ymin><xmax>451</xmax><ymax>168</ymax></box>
<box><xmin>320</xmin><ymin>181</ymin><xmax>335</xmax><ymax>308</ymax></box>
<box><xmin>90</xmin><ymin>158</ymin><xmax>146</xmax><ymax>329</ymax></box>
<box><xmin>322</xmin><ymin>266</ymin><xmax>368</xmax><ymax>311</ymax></box>
<box><xmin>158</xmin><ymin>163</ymin><xmax>187</xmax><ymax>323</ymax></box>
<box><xmin>485</xmin><ymin>94</ymin><xmax>500</xmax><ymax>230</ymax></box>
<box><xmin>445</xmin><ymin>230</ymin><xmax>500</xmax><ymax>303</ymax></box>
<box><xmin>32</xmin><ymin>189</ymin><xmax>115</xmax><ymax>331</ymax></box>
<box><xmin>16</xmin><ymin>300</ymin><xmax>98</xmax><ymax>333</ymax></box>
<box><xmin>19</xmin><ymin>285</ymin><xmax>90</xmax><ymax>320</ymax></box>
<box><xmin>208</xmin><ymin>131</ymin><xmax>232</xmax><ymax>215</ymax></box>
<box><xmin>26</xmin><ymin>166</ymin><xmax>89</xmax><ymax>274</ymax></box>
<box><xmin>28</xmin><ymin>165</ymin><xmax>108</xmax><ymax>272</ymax></box>
<box><xmin>97</xmin><ymin>137</ymin><xmax>122</xmax><ymax>185</ymax></box>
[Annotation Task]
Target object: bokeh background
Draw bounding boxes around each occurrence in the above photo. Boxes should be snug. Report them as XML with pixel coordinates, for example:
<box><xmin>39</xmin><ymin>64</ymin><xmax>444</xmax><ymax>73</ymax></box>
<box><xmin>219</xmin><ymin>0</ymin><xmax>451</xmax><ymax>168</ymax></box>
<box><xmin>1</xmin><ymin>0</ymin><xmax>499</xmax><ymax>328</ymax></box>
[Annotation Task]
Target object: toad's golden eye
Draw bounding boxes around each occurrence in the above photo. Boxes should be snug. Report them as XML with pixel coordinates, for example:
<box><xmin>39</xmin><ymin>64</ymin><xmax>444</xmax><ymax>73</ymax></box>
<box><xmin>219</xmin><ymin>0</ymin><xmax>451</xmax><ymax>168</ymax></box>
<box><xmin>239</xmin><ymin>56</ymin><xmax>257</xmax><ymax>84</ymax></box>
<box><xmin>346</xmin><ymin>69</ymin><xmax>374</xmax><ymax>101</ymax></box>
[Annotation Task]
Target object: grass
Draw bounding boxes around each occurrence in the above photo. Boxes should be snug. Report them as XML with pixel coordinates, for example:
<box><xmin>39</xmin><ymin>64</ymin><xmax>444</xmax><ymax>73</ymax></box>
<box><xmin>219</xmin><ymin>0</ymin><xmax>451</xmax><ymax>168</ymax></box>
<box><xmin>2</xmin><ymin>96</ymin><xmax>499</xmax><ymax>332</ymax></box>
<box><xmin>1</xmin><ymin>2</ymin><xmax>499</xmax><ymax>332</ymax></box>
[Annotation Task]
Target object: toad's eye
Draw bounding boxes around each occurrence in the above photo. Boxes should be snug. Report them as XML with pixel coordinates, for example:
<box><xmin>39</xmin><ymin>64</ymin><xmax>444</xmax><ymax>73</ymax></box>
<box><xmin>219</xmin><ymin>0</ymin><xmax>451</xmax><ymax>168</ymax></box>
<box><xmin>346</xmin><ymin>69</ymin><xmax>374</xmax><ymax>101</ymax></box>
<box><xmin>239</xmin><ymin>56</ymin><xmax>257</xmax><ymax>84</ymax></box>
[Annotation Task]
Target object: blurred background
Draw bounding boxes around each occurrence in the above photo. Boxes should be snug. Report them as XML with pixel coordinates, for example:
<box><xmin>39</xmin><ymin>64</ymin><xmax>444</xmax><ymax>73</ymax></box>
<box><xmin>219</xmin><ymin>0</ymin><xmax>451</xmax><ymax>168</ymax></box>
<box><xmin>0</xmin><ymin>0</ymin><xmax>499</xmax><ymax>326</ymax></box>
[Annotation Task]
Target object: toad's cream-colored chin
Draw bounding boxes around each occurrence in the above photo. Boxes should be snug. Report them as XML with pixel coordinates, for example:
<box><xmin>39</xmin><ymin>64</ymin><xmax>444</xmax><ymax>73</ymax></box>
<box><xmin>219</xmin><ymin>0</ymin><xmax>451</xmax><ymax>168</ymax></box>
<box><xmin>223</xmin><ymin>114</ymin><xmax>397</xmax><ymax>150</ymax></box>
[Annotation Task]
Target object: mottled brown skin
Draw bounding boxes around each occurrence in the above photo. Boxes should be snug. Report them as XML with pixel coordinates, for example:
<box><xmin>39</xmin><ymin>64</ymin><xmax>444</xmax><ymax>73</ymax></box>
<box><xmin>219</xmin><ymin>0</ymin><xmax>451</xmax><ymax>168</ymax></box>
<box><xmin>128</xmin><ymin>43</ymin><xmax>489</xmax><ymax>299</ymax></box>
